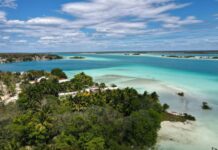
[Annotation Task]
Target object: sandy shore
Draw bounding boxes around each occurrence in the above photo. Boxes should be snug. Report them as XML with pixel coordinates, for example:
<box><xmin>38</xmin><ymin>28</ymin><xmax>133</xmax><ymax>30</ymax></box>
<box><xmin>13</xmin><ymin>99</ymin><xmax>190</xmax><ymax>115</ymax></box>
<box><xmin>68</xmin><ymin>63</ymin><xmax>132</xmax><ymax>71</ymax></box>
<box><xmin>157</xmin><ymin>121</ymin><xmax>196</xmax><ymax>148</ymax></box>
<box><xmin>157</xmin><ymin>121</ymin><xmax>218</xmax><ymax>150</ymax></box>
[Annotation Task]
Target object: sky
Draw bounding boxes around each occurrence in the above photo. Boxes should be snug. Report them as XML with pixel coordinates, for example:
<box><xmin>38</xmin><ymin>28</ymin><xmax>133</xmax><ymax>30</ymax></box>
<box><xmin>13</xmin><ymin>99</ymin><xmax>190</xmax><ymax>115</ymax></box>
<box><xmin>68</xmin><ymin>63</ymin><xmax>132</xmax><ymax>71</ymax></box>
<box><xmin>0</xmin><ymin>0</ymin><xmax>218</xmax><ymax>52</ymax></box>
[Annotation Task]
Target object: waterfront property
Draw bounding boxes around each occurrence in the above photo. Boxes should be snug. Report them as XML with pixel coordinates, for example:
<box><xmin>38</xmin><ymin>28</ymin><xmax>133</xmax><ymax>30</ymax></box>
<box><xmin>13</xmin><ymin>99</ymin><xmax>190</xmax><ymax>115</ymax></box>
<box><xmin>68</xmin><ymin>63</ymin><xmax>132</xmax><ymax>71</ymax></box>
<box><xmin>58</xmin><ymin>86</ymin><xmax>118</xmax><ymax>97</ymax></box>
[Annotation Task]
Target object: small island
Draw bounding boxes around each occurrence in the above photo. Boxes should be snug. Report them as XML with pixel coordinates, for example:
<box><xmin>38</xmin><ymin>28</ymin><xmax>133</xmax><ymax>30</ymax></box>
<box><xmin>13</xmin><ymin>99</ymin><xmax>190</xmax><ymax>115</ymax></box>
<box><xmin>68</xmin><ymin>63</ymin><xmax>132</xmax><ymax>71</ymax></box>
<box><xmin>69</xmin><ymin>56</ymin><xmax>86</xmax><ymax>60</ymax></box>
<box><xmin>0</xmin><ymin>53</ymin><xmax>62</xmax><ymax>64</ymax></box>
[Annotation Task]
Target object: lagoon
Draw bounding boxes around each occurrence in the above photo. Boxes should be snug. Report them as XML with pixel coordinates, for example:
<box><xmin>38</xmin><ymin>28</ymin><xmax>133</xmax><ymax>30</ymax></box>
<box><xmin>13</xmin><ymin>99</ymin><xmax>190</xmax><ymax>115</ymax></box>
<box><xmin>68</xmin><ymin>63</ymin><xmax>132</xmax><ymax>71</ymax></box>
<box><xmin>0</xmin><ymin>52</ymin><xmax>218</xmax><ymax>149</ymax></box>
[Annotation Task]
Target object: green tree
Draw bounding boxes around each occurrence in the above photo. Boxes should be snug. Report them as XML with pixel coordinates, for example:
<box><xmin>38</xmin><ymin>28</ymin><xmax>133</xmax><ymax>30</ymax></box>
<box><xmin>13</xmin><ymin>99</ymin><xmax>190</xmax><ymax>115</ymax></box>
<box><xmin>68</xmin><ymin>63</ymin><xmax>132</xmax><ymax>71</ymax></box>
<box><xmin>71</xmin><ymin>72</ymin><xmax>93</xmax><ymax>90</ymax></box>
<box><xmin>17</xmin><ymin>78</ymin><xmax>61</xmax><ymax>111</ymax></box>
<box><xmin>51</xmin><ymin>68</ymin><xmax>67</xmax><ymax>79</ymax></box>
<box><xmin>99</xmin><ymin>83</ymin><xmax>106</xmax><ymax>89</ymax></box>
<box><xmin>124</xmin><ymin>109</ymin><xmax>161</xmax><ymax>148</ymax></box>
<box><xmin>163</xmin><ymin>103</ymin><xmax>170</xmax><ymax>112</ymax></box>
<box><xmin>151</xmin><ymin>92</ymin><xmax>158</xmax><ymax>100</ymax></box>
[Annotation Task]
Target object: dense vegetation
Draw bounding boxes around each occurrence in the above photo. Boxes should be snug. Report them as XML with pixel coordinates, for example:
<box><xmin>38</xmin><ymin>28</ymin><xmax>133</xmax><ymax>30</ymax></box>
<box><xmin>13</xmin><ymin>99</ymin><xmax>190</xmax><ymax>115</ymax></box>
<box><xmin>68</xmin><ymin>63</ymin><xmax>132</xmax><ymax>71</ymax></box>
<box><xmin>0</xmin><ymin>69</ymin><xmax>195</xmax><ymax>150</ymax></box>
<box><xmin>0</xmin><ymin>53</ymin><xmax>62</xmax><ymax>64</ymax></box>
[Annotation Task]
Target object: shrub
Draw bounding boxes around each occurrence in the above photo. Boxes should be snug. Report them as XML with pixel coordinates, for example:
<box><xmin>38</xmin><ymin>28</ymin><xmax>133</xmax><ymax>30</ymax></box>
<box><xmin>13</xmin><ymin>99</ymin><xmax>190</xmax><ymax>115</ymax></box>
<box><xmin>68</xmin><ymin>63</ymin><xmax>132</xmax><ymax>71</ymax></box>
<box><xmin>184</xmin><ymin>113</ymin><xmax>196</xmax><ymax>121</ymax></box>
<box><xmin>202</xmin><ymin>102</ymin><xmax>212</xmax><ymax>110</ymax></box>
<box><xmin>177</xmin><ymin>92</ymin><xmax>184</xmax><ymax>97</ymax></box>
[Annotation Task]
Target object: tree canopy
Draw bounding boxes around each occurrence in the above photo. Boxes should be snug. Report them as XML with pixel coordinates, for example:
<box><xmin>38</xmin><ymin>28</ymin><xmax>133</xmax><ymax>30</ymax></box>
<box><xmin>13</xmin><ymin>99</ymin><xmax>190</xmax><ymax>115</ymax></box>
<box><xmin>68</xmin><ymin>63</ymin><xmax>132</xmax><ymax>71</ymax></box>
<box><xmin>71</xmin><ymin>72</ymin><xmax>94</xmax><ymax>90</ymax></box>
<box><xmin>51</xmin><ymin>68</ymin><xmax>67</xmax><ymax>79</ymax></box>
<box><xmin>0</xmin><ymin>71</ymin><xmax>195</xmax><ymax>150</ymax></box>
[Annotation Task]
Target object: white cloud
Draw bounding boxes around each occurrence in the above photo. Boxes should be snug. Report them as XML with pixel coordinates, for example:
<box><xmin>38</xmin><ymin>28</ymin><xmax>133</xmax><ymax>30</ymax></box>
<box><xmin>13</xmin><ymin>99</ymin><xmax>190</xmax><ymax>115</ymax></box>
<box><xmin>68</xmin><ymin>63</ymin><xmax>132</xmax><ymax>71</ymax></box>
<box><xmin>0</xmin><ymin>0</ymin><xmax>205</xmax><ymax>51</ymax></box>
<box><xmin>90</xmin><ymin>21</ymin><xmax>146</xmax><ymax>36</ymax></box>
<box><xmin>0</xmin><ymin>1</ymin><xmax>201</xmax><ymax>40</ymax></box>
<box><xmin>61</xmin><ymin>0</ymin><xmax>199</xmax><ymax>36</ymax></box>
<box><xmin>0</xmin><ymin>0</ymin><xmax>17</xmax><ymax>8</ymax></box>
<box><xmin>5</xmin><ymin>17</ymin><xmax>70</xmax><ymax>27</ymax></box>
<box><xmin>159</xmin><ymin>15</ymin><xmax>202</xmax><ymax>28</ymax></box>
<box><xmin>27</xmin><ymin>17</ymin><xmax>69</xmax><ymax>25</ymax></box>
<box><xmin>0</xmin><ymin>12</ymin><xmax>94</xmax><ymax>47</ymax></box>
<box><xmin>15</xmin><ymin>39</ymin><xmax>27</xmax><ymax>43</ymax></box>
<box><xmin>214</xmin><ymin>13</ymin><xmax>218</xmax><ymax>19</ymax></box>
<box><xmin>61</xmin><ymin>0</ymin><xmax>189</xmax><ymax>21</ymax></box>
<box><xmin>0</xmin><ymin>11</ymin><xmax>6</xmax><ymax>21</ymax></box>
<box><xmin>7</xmin><ymin>20</ymin><xmax>25</xmax><ymax>25</ymax></box>
<box><xmin>2</xmin><ymin>36</ymin><xmax>10</xmax><ymax>40</ymax></box>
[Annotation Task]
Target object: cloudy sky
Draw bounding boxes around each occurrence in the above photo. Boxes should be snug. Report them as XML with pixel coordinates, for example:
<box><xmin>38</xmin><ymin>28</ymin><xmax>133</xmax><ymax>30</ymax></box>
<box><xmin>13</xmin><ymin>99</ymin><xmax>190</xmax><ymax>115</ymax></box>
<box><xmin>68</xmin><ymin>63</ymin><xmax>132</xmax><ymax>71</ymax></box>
<box><xmin>0</xmin><ymin>0</ymin><xmax>218</xmax><ymax>52</ymax></box>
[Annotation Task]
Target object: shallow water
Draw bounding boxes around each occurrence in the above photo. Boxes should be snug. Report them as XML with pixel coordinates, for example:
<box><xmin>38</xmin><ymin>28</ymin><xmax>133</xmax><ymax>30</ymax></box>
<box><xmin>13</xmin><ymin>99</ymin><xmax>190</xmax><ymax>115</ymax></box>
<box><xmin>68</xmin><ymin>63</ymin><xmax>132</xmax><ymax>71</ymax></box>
<box><xmin>0</xmin><ymin>53</ymin><xmax>218</xmax><ymax>149</ymax></box>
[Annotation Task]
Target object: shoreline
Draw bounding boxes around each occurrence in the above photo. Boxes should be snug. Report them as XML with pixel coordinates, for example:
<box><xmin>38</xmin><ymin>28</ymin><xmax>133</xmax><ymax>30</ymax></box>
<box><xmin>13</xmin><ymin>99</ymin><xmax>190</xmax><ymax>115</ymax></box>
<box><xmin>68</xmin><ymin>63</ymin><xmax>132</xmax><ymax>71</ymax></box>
<box><xmin>1</xmin><ymin>69</ymin><xmax>218</xmax><ymax>149</ymax></box>
<box><xmin>157</xmin><ymin>120</ymin><xmax>218</xmax><ymax>150</ymax></box>
<box><xmin>108</xmin><ymin>53</ymin><xmax>218</xmax><ymax>61</ymax></box>
<box><xmin>91</xmin><ymin>74</ymin><xmax>218</xmax><ymax>150</ymax></box>
<box><xmin>161</xmin><ymin>55</ymin><xmax>218</xmax><ymax>61</ymax></box>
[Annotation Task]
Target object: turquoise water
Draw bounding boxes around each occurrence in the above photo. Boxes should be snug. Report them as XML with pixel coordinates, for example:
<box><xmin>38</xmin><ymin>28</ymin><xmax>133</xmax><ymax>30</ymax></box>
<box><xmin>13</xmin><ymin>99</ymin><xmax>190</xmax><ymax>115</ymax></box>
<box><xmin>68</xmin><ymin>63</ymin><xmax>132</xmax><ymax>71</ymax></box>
<box><xmin>0</xmin><ymin>53</ymin><xmax>218</xmax><ymax>149</ymax></box>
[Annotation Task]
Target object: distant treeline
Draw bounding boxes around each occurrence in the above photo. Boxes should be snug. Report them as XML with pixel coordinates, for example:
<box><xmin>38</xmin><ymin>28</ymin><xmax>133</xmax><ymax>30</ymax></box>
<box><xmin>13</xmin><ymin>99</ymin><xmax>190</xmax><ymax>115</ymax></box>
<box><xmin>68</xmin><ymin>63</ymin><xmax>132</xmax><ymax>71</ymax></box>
<box><xmin>59</xmin><ymin>50</ymin><xmax>218</xmax><ymax>54</ymax></box>
<box><xmin>163</xmin><ymin>55</ymin><xmax>218</xmax><ymax>60</ymax></box>
<box><xmin>0</xmin><ymin>53</ymin><xmax>62</xmax><ymax>64</ymax></box>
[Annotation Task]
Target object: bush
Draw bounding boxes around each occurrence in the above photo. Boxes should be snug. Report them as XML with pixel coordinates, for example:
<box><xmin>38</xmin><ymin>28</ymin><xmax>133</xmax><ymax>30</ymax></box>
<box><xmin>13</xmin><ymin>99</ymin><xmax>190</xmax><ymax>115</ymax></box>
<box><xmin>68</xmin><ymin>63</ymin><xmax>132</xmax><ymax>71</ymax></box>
<box><xmin>184</xmin><ymin>113</ymin><xmax>196</xmax><ymax>121</ymax></box>
<box><xmin>99</xmin><ymin>83</ymin><xmax>106</xmax><ymax>88</ymax></box>
<box><xmin>202</xmin><ymin>102</ymin><xmax>212</xmax><ymax>110</ymax></box>
<box><xmin>163</xmin><ymin>103</ymin><xmax>169</xmax><ymax>112</ymax></box>
<box><xmin>177</xmin><ymin>92</ymin><xmax>184</xmax><ymax>97</ymax></box>
<box><xmin>111</xmin><ymin>84</ymin><xmax>117</xmax><ymax>88</ymax></box>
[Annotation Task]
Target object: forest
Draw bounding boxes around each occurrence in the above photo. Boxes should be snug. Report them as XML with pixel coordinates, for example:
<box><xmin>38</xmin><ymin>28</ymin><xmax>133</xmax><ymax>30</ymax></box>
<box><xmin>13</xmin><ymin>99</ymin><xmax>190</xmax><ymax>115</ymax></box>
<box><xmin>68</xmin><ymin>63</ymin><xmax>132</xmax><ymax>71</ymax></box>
<box><xmin>0</xmin><ymin>69</ymin><xmax>195</xmax><ymax>150</ymax></box>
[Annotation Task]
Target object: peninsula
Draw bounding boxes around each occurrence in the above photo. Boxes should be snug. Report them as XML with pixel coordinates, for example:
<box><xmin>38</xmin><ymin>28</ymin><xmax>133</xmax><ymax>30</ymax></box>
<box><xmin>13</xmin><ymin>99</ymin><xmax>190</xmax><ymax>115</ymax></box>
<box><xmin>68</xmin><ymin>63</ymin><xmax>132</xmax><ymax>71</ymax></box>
<box><xmin>0</xmin><ymin>69</ymin><xmax>195</xmax><ymax>149</ymax></box>
<box><xmin>0</xmin><ymin>53</ymin><xmax>62</xmax><ymax>64</ymax></box>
